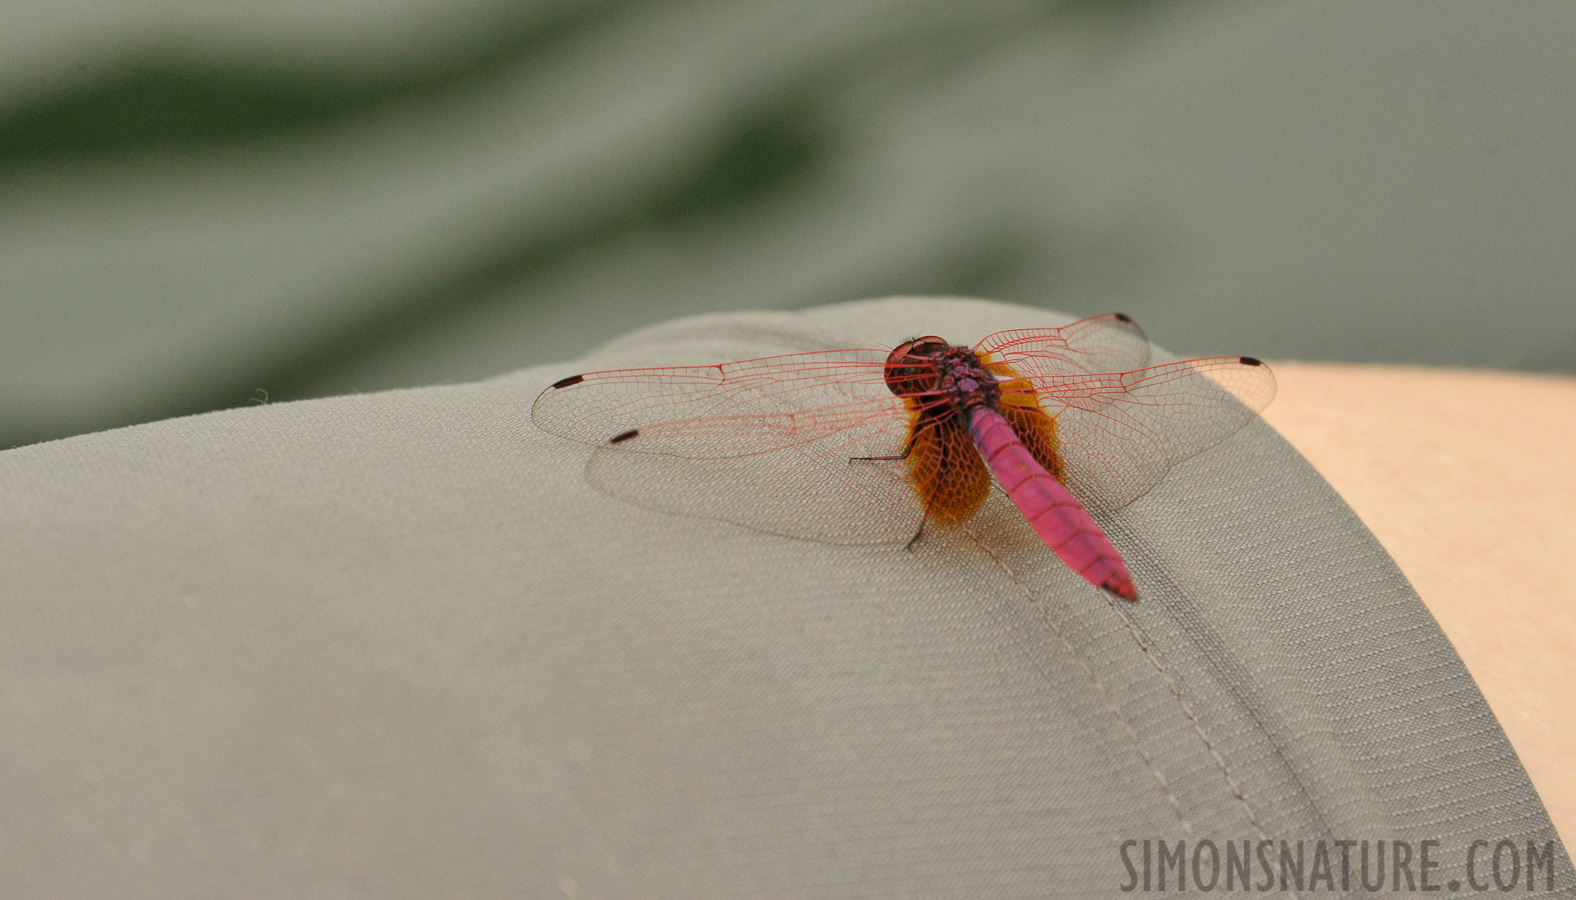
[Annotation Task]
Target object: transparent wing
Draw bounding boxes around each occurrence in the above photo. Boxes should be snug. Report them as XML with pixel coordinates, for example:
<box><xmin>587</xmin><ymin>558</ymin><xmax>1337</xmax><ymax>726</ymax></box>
<box><xmin>1019</xmin><ymin>356</ymin><xmax>1277</xmax><ymax>512</ymax></box>
<box><xmin>975</xmin><ymin>315</ymin><xmax>1274</xmax><ymax>511</ymax></box>
<box><xmin>531</xmin><ymin>349</ymin><xmax>923</xmax><ymax>543</ymax></box>
<box><xmin>975</xmin><ymin>312</ymin><xmax>1153</xmax><ymax>377</ymax></box>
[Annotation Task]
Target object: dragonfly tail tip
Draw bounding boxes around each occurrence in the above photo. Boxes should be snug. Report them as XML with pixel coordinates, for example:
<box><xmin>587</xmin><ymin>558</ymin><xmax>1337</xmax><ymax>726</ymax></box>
<box><xmin>1105</xmin><ymin>577</ymin><xmax>1139</xmax><ymax>602</ymax></box>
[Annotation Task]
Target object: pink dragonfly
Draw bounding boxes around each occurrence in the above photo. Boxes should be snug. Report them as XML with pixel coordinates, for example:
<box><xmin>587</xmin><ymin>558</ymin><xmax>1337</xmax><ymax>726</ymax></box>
<box><xmin>532</xmin><ymin>313</ymin><xmax>1275</xmax><ymax>601</ymax></box>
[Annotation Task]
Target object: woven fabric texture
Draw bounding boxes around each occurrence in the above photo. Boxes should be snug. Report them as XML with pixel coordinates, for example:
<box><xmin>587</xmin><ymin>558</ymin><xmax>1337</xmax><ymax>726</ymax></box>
<box><xmin>2</xmin><ymin>297</ymin><xmax>1568</xmax><ymax>898</ymax></box>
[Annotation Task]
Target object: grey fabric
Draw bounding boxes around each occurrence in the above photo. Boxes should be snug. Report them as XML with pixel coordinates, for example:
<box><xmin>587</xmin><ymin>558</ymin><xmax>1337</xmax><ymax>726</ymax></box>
<box><xmin>2</xmin><ymin>297</ymin><xmax>1569</xmax><ymax>898</ymax></box>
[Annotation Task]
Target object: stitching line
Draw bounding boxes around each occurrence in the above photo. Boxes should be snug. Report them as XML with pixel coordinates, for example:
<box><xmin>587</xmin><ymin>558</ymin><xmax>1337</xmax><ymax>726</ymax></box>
<box><xmin>1100</xmin><ymin>509</ymin><xmax>1312</xmax><ymax>899</ymax></box>
<box><xmin>959</xmin><ymin>522</ymin><xmax>1229</xmax><ymax>898</ymax></box>
<box><xmin>1110</xmin><ymin>601</ymin><xmax>1300</xmax><ymax>899</ymax></box>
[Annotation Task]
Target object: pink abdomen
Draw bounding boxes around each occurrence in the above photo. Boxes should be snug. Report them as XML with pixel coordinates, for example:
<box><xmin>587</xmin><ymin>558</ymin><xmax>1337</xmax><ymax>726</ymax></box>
<box><xmin>966</xmin><ymin>406</ymin><xmax>1137</xmax><ymax>601</ymax></box>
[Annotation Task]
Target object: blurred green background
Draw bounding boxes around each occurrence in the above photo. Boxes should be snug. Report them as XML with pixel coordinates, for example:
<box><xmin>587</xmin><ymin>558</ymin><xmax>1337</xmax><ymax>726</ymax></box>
<box><xmin>2</xmin><ymin>0</ymin><xmax>1572</xmax><ymax>448</ymax></box>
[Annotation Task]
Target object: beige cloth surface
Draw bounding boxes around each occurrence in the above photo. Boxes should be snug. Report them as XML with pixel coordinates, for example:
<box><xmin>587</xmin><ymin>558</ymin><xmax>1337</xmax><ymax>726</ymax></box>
<box><xmin>2</xmin><ymin>297</ymin><xmax>1570</xmax><ymax>898</ymax></box>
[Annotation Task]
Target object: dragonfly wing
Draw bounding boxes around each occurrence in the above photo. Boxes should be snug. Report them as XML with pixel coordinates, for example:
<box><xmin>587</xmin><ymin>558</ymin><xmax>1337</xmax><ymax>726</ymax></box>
<box><xmin>1032</xmin><ymin>356</ymin><xmax>1277</xmax><ymax>512</ymax></box>
<box><xmin>975</xmin><ymin>312</ymin><xmax>1153</xmax><ymax>377</ymax></box>
<box><xmin>584</xmin><ymin>421</ymin><xmax>920</xmax><ymax>543</ymax></box>
<box><xmin>532</xmin><ymin>349</ymin><xmax>895</xmax><ymax>453</ymax></box>
<box><xmin>533</xmin><ymin>350</ymin><xmax>924</xmax><ymax>543</ymax></box>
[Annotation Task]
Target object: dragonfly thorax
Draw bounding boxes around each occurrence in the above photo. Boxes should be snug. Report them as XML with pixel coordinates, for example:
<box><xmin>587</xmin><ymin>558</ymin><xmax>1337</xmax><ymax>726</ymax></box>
<box><xmin>883</xmin><ymin>338</ymin><xmax>1000</xmax><ymax>415</ymax></box>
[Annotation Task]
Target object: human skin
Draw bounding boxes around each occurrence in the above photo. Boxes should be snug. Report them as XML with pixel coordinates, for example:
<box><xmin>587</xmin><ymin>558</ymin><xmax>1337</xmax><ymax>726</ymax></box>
<box><xmin>1258</xmin><ymin>363</ymin><xmax>1576</xmax><ymax>848</ymax></box>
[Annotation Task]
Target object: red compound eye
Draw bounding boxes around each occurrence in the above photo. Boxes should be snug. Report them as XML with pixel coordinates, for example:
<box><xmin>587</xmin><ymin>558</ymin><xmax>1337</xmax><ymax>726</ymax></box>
<box><xmin>883</xmin><ymin>336</ymin><xmax>951</xmax><ymax>397</ymax></box>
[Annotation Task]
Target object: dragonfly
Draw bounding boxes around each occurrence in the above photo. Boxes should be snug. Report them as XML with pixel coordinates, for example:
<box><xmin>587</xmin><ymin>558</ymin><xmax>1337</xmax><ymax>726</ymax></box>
<box><xmin>531</xmin><ymin>313</ymin><xmax>1275</xmax><ymax>601</ymax></box>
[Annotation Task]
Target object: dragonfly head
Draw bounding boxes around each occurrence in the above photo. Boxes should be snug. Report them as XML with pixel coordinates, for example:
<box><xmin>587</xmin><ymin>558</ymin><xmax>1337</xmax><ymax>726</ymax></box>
<box><xmin>884</xmin><ymin>336</ymin><xmax>952</xmax><ymax>397</ymax></box>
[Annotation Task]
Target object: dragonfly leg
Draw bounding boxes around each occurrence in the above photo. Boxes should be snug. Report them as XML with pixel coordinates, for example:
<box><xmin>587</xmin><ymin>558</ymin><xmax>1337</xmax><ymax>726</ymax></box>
<box><xmin>849</xmin><ymin>435</ymin><xmax>915</xmax><ymax>465</ymax></box>
<box><xmin>905</xmin><ymin>511</ymin><xmax>930</xmax><ymax>551</ymax></box>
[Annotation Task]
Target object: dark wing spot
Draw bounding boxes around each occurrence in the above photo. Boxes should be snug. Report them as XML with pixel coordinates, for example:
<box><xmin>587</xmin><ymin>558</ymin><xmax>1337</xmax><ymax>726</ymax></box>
<box><xmin>550</xmin><ymin>374</ymin><xmax>585</xmax><ymax>389</ymax></box>
<box><xmin>1113</xmin><ymin>312</ymin><xmax>1133</xmax><ymax>323</ymax></box>
<box><xmin>608</xmin><ymin>428</ymin><xmax>640</xmax><ymax>444</ymax></box>
<box><xmin>1239</xmin><ymin>356</ymin><xmax>1263</xmax><ymax>367</ymax></box>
